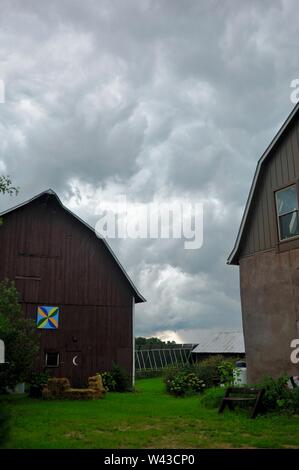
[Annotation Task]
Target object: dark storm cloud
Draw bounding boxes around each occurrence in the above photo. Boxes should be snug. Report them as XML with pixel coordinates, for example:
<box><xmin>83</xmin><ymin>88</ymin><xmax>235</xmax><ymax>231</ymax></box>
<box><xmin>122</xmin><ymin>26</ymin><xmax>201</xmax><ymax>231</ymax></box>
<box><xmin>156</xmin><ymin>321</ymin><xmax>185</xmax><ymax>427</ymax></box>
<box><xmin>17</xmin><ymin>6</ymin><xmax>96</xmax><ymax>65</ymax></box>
<box><xmin>0</xmin><ymin>0</ymin><xmax>298</xmax><ymax>340</ymax></box>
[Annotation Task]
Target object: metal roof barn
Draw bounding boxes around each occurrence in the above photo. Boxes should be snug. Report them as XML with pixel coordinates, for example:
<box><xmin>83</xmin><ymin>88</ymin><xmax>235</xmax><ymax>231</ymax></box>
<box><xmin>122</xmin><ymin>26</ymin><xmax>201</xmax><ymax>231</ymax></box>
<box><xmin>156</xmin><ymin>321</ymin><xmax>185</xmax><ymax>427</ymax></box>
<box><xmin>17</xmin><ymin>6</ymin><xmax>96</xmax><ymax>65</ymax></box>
<box><xmin>191</xmin><ymin>331</ymin><xmax>245</xmax><ymax>355</ymax></box>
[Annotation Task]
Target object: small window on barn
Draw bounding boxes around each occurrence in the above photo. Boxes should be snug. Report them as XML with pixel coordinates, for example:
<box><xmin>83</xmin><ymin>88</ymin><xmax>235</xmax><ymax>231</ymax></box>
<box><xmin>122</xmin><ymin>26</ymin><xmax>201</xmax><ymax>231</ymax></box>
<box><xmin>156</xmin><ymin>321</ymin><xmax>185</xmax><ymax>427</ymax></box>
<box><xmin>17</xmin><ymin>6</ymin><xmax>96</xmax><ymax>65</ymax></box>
<box><xmin>45</xmin><ymin>352</ymin><xmax>59</xmax><ymax>367</ymax></box>
<box><xmin>275</xmin><ymin>185</ymin><xmax>299</xmax><ymax>240</ymax></box>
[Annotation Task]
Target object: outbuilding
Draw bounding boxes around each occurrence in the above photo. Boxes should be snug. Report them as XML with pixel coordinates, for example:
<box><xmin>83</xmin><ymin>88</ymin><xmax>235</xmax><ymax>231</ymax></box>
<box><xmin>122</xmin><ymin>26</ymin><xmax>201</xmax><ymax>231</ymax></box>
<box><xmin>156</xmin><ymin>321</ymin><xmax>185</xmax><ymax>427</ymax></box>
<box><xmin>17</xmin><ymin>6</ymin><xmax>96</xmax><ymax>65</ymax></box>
<box><xmin>191</xmin><ymin>330</ymin><xmax>245</xmax><ymax>361</ymax></box>
<box><xmin>0</xmin><ymin>189</ymin><xmax>145</xmax><ymax>387</ymax></box>
<box><xmin>228</xmin><ymin>103</ymin><xmax>299</xmax><ymax>383</ymax></box>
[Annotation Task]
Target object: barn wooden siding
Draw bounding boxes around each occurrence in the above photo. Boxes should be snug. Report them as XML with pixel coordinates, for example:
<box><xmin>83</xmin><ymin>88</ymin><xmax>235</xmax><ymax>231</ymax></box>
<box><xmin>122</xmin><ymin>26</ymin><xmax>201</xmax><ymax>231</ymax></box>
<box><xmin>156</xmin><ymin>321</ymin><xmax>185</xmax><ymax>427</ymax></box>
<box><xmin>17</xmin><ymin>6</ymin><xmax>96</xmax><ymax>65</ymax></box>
<box><xmin>0</xmin><ymin>193</ymin><xmax>136</xmax><ymax>386</ymax></box>
<box><xmin>239</xmin><ymin>119</ymin><xmax>299</xmax><ymax>258</ymax></box>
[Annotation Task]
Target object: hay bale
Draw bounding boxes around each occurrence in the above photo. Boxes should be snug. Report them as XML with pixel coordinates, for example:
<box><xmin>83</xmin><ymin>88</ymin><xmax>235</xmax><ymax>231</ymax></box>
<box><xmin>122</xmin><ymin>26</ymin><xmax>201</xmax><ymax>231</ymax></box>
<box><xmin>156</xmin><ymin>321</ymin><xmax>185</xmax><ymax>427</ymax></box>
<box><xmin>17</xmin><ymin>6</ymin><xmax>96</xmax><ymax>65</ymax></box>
<box><xmin>88</xmin><ymin>374</ymin><xmax>105</xmax><ymax>395</ymax></box>
<box><xmin>42</xmin><ymin>375</ymin><xmax>105</xmax><ymax>400</ymax></box>
<box><xmin>42</xmin><ymin>378</ymin><xmax>71</xmax><ymax>399</ymax></box>
<box><xmin>64</xmin><ymin>388</ymin><xmax>98</xmax><ymax>400</ymax></box>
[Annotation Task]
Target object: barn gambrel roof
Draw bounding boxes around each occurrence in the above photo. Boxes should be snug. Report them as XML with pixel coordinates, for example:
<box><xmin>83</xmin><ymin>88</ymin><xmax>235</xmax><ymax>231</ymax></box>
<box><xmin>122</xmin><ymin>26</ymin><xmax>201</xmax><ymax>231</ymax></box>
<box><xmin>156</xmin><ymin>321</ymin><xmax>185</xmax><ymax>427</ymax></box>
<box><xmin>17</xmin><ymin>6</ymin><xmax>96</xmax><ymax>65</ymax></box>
<box><xmin>0</xmin><ymin>189</ymin><xmax>145</xmax><ymax>303</ymax></box>
<box><xmin>228</xmin><ymin>102</ymin><xmax>299</xmax><ymax>265</ymax></box>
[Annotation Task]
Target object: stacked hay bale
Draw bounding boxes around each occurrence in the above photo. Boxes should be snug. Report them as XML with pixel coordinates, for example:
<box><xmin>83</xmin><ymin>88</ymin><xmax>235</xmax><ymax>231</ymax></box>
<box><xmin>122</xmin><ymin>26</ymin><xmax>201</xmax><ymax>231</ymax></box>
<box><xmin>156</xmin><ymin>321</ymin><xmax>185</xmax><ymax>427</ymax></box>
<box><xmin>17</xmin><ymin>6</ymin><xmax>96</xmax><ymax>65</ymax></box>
<box><xmin>42</xmin><ymin>374</ymin><xmax>105</xmax><ymax>400</ymax></box>
<box><xmin>88</xmin><ymin>374</ymin><xmax>106</xmax><ymax>398</ymax></box>
<box><xmin>42</xmin><ymin>378</ymin><xmax>71</xmax><ymax>399</ymax></box>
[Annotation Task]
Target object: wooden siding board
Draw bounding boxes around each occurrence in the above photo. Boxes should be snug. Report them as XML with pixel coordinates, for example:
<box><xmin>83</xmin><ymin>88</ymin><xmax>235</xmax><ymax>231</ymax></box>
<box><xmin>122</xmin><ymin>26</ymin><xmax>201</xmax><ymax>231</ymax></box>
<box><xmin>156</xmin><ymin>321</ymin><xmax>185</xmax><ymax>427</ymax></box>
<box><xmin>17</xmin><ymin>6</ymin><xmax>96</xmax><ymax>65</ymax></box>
<box><xmin>256</xmin><ymin>187</ymin><xmax>265</xmax><ymax>252</ymax></box>
<box><xmin>281</xmin><ymin>144</ymin><xmax>289</xmax><ymax>183</ymax></box>
<box><xmin>262</xmin><ymin>184</ymin><xmax>270</xmax><ymax>249</ymax></box>
<box><xmin>265</xmin><ymin>164</ymin><xmax>276</xmax><ymax>248</ymax></box>
<box><xmin>286</xmin><ymin>131</ymin><xmax>296</xmax><ymax>180</ymax></box>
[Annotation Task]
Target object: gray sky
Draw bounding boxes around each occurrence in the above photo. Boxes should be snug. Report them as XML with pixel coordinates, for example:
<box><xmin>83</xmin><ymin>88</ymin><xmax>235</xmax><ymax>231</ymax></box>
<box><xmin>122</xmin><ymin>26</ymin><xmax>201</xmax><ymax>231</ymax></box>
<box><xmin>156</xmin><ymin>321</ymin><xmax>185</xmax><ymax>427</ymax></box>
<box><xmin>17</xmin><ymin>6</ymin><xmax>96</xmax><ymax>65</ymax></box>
<box><xmin>0</xmin><ymin>0</ymin><xmax>298</xmax><ymax>342</ymax></box>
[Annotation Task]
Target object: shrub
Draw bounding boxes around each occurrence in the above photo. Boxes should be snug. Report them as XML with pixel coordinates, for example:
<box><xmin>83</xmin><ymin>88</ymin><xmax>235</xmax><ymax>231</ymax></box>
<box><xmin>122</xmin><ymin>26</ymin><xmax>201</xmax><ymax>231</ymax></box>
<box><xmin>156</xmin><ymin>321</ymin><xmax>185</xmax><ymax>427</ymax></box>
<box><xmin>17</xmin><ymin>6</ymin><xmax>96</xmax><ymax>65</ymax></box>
<box><xmin>163</xmin><ymin>356</ymin><xmax>240</xmax><ymax>397</ymax></box>
<box><xmin>195</xmin><ymin>356</ymin><xmax>229</xmax><ymax>387</ymax></box>
<box><xmin>163</xmin><ymin>364</ymin><xmax>193</xmax><ymax>388</ymax></box>
<box><xmin>101</xmin><ymin>363</ymin><xmax>130</xmax><ymax>392</ymax></box>
<box><xmin>218</xmin><ymin>360</ymin><xmax>236</xmax><ymax>386</ymax></box>
<box><xmin>0</xmin><ymin>280</ymin><xmax>39</xmax><ymax>391</ymax></box>
<box><xmin>257</xmin><ymin>375</ymin><xmax>289</xmax><ymax>411</ymax></box>
<box><xmin>256</xmin><ymin>375</ymin><xmax>299</xmax><ymax>414</ymax></box>
<box><xmin>165</xmin><ymin>371</ymin><xmax>206</xmax><ymax>397</ymax></box>
<box><xmin>286</xmin><ymin>387</ymin><xmax>299</xmax><ymax>414</ymax></box>
<box><xmin>28</xmin><ymin>371</ymin><xmax>50</xmax><ymax>398</ymax></box>
<box><xmin>102</xmin><ymin>371</ymin><xmax>117</xmax><ymax>392</ymax></box>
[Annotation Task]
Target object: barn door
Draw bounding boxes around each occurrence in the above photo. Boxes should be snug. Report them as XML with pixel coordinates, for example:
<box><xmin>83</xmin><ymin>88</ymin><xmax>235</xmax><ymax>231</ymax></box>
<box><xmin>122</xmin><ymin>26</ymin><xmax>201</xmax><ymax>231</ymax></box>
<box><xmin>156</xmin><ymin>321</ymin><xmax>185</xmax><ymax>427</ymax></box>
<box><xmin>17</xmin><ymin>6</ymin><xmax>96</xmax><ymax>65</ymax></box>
<box><xmin>66</xmin><ymin>351</ymin><xmax>82</xmax><ymax>387</ymax></box>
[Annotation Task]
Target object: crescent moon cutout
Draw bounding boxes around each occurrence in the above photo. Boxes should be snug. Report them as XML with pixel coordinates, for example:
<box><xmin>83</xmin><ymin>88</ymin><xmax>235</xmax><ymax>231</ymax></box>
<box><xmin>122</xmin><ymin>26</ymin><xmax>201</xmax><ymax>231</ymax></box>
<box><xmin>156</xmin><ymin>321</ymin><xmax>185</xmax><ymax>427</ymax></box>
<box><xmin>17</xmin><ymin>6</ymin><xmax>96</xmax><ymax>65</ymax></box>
<box><xmin>72</xmin><ymin>355</ymin><xmax>78</xmax><ymax>366</ymax></box>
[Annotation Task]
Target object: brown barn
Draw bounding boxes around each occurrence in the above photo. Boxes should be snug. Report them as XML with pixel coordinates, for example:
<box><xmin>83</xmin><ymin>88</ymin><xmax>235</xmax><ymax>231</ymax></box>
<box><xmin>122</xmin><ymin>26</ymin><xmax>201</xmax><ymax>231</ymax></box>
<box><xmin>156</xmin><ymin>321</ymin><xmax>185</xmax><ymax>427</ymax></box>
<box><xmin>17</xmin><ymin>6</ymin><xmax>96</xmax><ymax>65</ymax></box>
<box><xmin>228</xmin><ymin>103</ymin><xmax>299</xmax><ymax>383</ymax></box>
<box><xmin>0</xmin><ymin>189</ymin><xmax>145</xmax><ymax>387</ymax></box>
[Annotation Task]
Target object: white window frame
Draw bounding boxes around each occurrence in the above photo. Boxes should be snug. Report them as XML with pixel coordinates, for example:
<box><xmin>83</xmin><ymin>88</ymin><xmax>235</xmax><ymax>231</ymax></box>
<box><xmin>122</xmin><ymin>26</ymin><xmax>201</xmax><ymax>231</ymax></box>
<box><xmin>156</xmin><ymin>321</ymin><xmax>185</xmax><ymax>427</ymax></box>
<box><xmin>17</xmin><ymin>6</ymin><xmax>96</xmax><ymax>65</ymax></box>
<box><xmin>275</xmin><ymin>184</ymin><xmax>299</xmax><ymax>241</ymax></box>
<box><xmin>45</xmin><ymin>352</ymin><xmax>60</xmax><ymax>368</ymax></box>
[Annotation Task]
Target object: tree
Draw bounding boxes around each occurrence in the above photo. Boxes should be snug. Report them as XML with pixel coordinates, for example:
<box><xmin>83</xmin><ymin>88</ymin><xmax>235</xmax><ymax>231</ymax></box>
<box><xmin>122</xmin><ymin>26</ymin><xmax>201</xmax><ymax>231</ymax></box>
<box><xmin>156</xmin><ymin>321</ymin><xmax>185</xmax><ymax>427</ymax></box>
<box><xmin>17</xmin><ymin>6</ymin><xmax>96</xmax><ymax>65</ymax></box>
<box><xmin>0</xmin><ymin>176</ymin><xmax>19</xmax><ymax>227</ymax></box>
<box><xmin>0</xmin><ymin>176</ymin><xmax>19</xmax><ymax>441</ymax></box>
<box><xmin>0</xmin><ymin>176</ymin><xmax>18</xmax><ymax>196</ymax></box>
<box><xmin>0</xmin><ymin>280</ymin><xmax>39</xmax><ymax>390</ymax></box>
<box><xmin>135</xmin><ymin>336</ymin><xmax>177</xmax><ymax>350</ymax></box>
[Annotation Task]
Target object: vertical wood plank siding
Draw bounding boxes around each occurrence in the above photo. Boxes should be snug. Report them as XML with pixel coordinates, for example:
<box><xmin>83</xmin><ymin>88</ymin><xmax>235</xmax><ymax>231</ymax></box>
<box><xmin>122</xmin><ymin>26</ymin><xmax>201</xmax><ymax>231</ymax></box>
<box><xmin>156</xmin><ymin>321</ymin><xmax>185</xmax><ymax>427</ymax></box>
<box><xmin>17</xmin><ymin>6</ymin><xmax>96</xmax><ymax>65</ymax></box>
<box><xmin>240</xmin><ymin>120</ymin><xmax>299</xmax><ymax>258</ymax></box>
<box><xmin>0</xmin><ymin>194</ymin><xmax>135</xmax><ymax>385</ymax></box>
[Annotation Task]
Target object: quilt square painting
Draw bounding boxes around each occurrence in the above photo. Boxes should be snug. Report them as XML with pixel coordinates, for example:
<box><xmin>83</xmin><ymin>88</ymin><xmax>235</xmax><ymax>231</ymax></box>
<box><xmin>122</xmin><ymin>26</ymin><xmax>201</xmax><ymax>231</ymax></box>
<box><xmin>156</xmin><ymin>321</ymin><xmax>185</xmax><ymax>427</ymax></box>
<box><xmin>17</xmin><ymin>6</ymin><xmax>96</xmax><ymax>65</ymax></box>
<box><xmin>37</xmin><ymin>306</ymin><xmax>59</xmax><ymax>329</ymax></box>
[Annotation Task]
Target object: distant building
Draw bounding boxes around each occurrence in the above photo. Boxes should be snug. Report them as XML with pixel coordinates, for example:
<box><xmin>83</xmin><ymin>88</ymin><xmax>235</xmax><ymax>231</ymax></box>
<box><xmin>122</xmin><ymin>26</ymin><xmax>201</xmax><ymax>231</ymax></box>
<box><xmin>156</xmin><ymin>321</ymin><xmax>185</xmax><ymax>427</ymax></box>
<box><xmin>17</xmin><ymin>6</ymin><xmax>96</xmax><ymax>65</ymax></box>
<box><xmin>191</xmin><ymin>331</ymin><xmax>245</xmax><ymax>361</ymax></box>
<box><xmin>228</xmin><ymin>103</ymin><xmax>299</xmax><ymax>383</ymax></box>
<box><xmin>0</xmin><ymin>189</ymin><xmax>145</xmax><ymax>387</ymax></box>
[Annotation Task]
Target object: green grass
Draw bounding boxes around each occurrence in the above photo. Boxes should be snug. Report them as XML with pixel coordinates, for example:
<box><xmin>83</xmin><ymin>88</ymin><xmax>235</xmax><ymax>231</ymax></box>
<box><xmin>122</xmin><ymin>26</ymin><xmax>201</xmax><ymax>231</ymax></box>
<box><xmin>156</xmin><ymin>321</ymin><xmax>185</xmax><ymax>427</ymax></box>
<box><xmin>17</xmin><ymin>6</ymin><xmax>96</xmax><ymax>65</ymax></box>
<box><xmin>1</xmin><ymin>378</ymin><xmax>299</xmax><ymax>449</ymax></box>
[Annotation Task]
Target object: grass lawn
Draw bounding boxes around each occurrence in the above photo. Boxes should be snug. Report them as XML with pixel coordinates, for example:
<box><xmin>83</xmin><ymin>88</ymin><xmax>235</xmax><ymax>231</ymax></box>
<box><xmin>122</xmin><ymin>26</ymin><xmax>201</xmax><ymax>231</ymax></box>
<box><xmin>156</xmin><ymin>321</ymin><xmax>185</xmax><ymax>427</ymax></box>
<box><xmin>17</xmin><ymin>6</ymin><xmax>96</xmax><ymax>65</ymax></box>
<box><xmin>1</xmin><ymin>377</ymin><xmax>299</xmax><ymax>449</ymax></box>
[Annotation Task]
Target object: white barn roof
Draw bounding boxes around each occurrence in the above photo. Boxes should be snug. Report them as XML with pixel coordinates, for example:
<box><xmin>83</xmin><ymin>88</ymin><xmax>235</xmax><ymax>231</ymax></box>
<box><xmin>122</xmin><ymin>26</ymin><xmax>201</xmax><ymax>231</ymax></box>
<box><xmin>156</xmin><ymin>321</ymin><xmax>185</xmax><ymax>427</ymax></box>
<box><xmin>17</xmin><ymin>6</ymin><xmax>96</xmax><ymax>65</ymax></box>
<box><xmin>191</xmin><ymin>331</ymin><xmax>245</xmax><ymax>354</ymax></box>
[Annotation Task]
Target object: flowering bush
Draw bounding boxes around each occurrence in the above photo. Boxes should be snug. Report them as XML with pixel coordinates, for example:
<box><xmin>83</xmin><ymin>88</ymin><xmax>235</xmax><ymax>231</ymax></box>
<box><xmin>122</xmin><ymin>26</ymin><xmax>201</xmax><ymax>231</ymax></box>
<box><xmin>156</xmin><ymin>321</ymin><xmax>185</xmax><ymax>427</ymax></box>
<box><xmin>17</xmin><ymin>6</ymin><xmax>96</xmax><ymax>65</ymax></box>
<box><xmin>163</xmin><ymin>357</ymin><xmax>239</xmax><ymax>397</ymax></box>
<box><xmin>101</xmin><ymin>371</ymin><xmax>117</xmax><ymax>392</ymax></box>
<box><xmin>165</xmin><ymin>372</ymin><xmax>206</xmax><ymax>397</ymax></box>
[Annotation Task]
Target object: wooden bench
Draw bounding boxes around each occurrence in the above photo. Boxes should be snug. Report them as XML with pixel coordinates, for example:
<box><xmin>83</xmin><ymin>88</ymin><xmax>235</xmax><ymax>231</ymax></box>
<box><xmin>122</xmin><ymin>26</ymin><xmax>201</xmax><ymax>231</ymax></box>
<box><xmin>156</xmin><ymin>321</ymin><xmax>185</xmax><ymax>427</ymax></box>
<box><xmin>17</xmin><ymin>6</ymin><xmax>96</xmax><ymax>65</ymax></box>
<box><xmin>218</xmin><ymin>387</ymin><xmax>265</xmax><ymax>419</ymax></box>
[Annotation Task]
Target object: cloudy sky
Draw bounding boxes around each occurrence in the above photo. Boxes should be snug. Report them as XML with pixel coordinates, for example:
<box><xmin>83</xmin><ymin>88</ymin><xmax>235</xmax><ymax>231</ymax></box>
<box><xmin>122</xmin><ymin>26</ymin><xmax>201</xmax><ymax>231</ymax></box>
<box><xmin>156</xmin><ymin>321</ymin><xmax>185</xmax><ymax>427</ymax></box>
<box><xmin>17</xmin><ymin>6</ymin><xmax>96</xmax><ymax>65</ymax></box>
<box><xmin>0</xmin><ymin>0</ymin><xmax>298</xmax><ymax>342</ymax></box>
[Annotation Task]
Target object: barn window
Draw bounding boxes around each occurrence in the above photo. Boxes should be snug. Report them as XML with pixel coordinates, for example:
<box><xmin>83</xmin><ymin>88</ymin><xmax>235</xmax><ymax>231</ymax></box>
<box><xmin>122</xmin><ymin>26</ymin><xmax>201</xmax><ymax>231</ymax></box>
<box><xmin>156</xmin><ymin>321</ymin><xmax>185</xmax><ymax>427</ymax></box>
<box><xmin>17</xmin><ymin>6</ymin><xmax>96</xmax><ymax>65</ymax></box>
<box><xmin>275</xmin><ymin>185</ymin><xmax>299</xmax><ymax>240</ymax></box>
<box><xmin>45</xmin><ymin>352</ymin><xmax>59</xmax><ymax>367</ymax></box>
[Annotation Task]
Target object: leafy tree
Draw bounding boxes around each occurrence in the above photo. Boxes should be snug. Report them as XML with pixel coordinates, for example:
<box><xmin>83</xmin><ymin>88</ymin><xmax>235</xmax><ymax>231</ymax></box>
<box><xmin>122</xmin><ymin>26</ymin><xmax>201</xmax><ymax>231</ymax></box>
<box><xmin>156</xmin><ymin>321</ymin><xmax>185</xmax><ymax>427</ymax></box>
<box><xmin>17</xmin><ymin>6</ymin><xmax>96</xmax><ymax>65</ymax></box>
<box><xmin>0</xmin><ymin>280</ymin><xmax>39</xmax><ymax>390</ymax></box>
<box><xmin>0</xmin><ymin>176</ymin><xmax>19</xmax><ymax>226</ymax></box>
<box><xmin>0</xmin><ymin>176</ymin><xmax>19</xmax><ymax>441</ymax></box>
<box><xmin>135</xmin><ymin>336</ymin><xmax>176</xmax><ymax>350</ymax></box>
<box><xmin>0</xmin><ymin>176</ymin><xmax>19</xmax><ymax>196</ymax></box>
